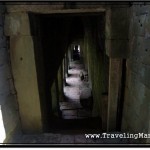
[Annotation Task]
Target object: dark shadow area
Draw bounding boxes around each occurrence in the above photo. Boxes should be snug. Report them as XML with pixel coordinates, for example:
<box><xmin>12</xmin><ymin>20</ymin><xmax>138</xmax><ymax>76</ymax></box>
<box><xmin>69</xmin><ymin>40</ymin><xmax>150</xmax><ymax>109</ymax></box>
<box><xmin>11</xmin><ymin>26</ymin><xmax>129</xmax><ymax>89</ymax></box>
<box><xmin>47</xmin><ymin>117</ymin><xmax>102</xmax><ymax>133</ymax></box>
<box><xmin>29</xmin><ymin>12</ymin><xmax>106</xmax><ymax>132</ymax></box>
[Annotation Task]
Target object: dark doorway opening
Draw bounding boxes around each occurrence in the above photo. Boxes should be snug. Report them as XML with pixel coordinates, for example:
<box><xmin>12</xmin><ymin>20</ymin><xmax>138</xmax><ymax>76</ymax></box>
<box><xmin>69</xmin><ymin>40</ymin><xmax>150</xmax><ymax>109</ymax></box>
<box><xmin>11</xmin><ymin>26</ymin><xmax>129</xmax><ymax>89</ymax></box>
<box><xmin>29</xmin><ymin>12</ymin><xmax>107</xmax><ymax>133</ymax></box>
<box><xmin>73</xmin><ymin>45</ymin><xmax>80</xmax><ymax>60</ymax></box>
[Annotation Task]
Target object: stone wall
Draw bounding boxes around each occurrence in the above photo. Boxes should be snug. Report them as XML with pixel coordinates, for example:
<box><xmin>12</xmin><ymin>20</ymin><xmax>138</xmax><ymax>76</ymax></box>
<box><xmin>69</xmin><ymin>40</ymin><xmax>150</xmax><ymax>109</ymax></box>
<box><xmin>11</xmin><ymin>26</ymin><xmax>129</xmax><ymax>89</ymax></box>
<box><xmin>82</xmin><ymin>15</ymin><xmax>109</xmax><ymax>130</ymax></box>
<box><xmin>105</xmin><ymin>6</ymin><xmax>129</xmax><ymax>58</ymax></box>
<box><xmin>105</xmin><ymin>5</ymin><xmax>130</xmax><ymax>131</ymax></box>
<box><xmin>122</xmin><ymin>3</ymin><xmax>150</xmax><ymax>143</ymax></box>
<box><xmin>0</xmin><ymin>4</ymin><xmax>20</xmax><ymax>143</ymax></box>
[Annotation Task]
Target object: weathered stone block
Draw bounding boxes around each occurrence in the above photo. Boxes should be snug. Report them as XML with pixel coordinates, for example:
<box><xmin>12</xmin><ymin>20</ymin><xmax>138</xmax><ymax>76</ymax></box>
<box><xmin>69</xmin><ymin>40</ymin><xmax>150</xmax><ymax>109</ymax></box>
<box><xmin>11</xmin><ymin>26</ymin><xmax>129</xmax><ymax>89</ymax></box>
<box><xmin>2</xmin><ymin>95</ymin><xmax>18</xmax><ymax>122</ymax></box>
<box><xmin>139</xmin><ymin>65</ymin><xmax>150</xmax><ymax>89</ymax></box>
<box><xmin>105</xmin><ymin>39</ymin><xmax>111</xmax><ymax>56</ymax></box>
<box><xmin>123</xmin><ymin>87</ymin><xmax>131</xmax><ymax>108</ymax></box>
<box><xmin>51</xmin><ymin>80</ymin><xmax>58</xmax><ymax>113</ymax></box>
<box><xmin>144</xmin><ymin>12</ymin><xmax>150</xmax><ymax>37</ymax></box>
<box><xmin>117</xmin><ymin>3</ymin><xmax>150</xmax><ymax>140</ymax></box>
<box><xmin>127</xmin><ymin>71</ymin><xmax>145</xmax><ymax>101</ymax></box>
<box><xmin>134</xmin><ymin>4</ymin><xmax>150</xmax><ymax>16</ymax></box>
<box><xmin>8</xmin><ymin>78</ymin><xmax>16</xmax><ymax>95</ymax></box>
<box><xmin>133</xmin><ymin>14</ymin><xmax>146</xmax><ymax>36</ymax></box>
<box><xmin>57</xmin><ymin>65</ymin><xmax>64</xmax><ymax>101</ymax></box>
<box><xmin>0</xmin><ymin>5</ymin><xmax>6</xmax><ymax>13</ymax></box>
<box><xmin>6</xmin><ymin>4</ymin><xmax>65</xmax><ymax>13</ymax></box>
<box><xmin>121</xmin><ymin>117</ymin><xmax>129</xmax><ymax>132</ymax></box>
<box><xmin>0</xmin><ymin>27</ymin><xmax>4</xmax><ymax>37</ymax></box>
<box><xmin>0</xmin><ymin>36</ymin><xmax>6</xmax><ymax>48</ymax></box>
<box><xmin>122</xmin><ymin>95</ymin><xmax>144</xmax><ymax>133</ymax></box>
<box><xmin>107</xmin><ymin>58</ymin><xmax>122</xmax><ymax>131</ymax></box>
<box><xmin>125</xmin><ymin>70</ymin><xmax>150</xmax><ymax>128</ymax></box>
<box><xmin>0</xmin><ymin>65</ymin><xmax>11</xmax><ymax>96</ymax></box>
<box><xmin>101</xmin><ymin>95</ymin><xmax>108</xmax><ymax>131</ymax></box>
<box><xmin>76</xmin><ymin>2</ymin><xmax>105</xmax><ymax>9</ymax></box>
<box><xmin>0</xmin><ymin>48</ymin><xmax>7</xmax><ymax>65</ymax></box>
<box><xmin>128</xmin><ymin>58</ymin><xmax>150</xmax><ymax>88</ymax></box>
<box><xmin>128</xmin><ymin>114</ymin><xmax>143</xmax><ymax>133</ymax></box>
<box><xmin>105</xmin><ymin>8</ymin><xmax>111</xmax><ymax>39</ymax></box>
<box><xmin>111</xmin><ymin>3</ymin><xmax>129</xmax><ymax>8</ymax></box>
<box><xmin>107</xmin><ymin>39</ymin><xmax>129</xmax><ymax>58</ymax></box>
<box><xmin>105</xmin><ymin>7</ymin><xmax>129</xmax><ymax>40</ymax></box>
<box><xmin>4</xmin><ymin>12</ymin><xmax>31</xmax><ymax>36</ymax></box>
<box><xmin>0</xmin><ymin>14</ymin><xmax>3</xmax><ymax>26</ymax></box>
<box><xmin>1</xmin><ymin>96</ymin><xmax>20</xmax><ymax>142</ymax></box>
<box><xmin>10</xmin><ymin>35</ymin><xmax>42</xmax><ymax>133</ymax></box>
<box><xmin>111</xmin><ymin>8</ymin><xmax>129</xmax><ymax>39</ymax></box>
<box><xmin>0</xmin><ymin>80</ymin><xmax>10</xmax><ymax>96</ymax></box>
<box><xmin>141</xmin><ymin>38</ymin><xmax>150</xmax><ymax>65</ymax></box>
<box><xmin>130</xmin><ymin>36</ymin><xmax>143</xmax><ymax>56</ymax></box>
<box><xmin>128</xmin><ymin>14</ymin><xmax>134</xmax><ymax>39</ymax></box>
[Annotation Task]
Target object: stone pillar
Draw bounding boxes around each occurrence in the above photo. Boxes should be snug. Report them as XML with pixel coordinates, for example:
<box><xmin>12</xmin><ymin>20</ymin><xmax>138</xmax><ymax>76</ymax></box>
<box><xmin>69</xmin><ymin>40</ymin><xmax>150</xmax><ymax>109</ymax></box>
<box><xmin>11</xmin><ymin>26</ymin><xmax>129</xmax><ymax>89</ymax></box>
<box><xmin>62</xmin><ymin>58</ymin><xmax>66</xmax><ymax>86</ymax></box>
<box><xmin>65</xmin><ymin>53</ymin><xmax>69</xmax><ymax>77</ymax></box>
<box><xmin>5</xmin><ymin>12</ymin><xmax>43</xmax><ymax>133</ymax></box>
<box><xmin>68</xmin><ymin>46</ymin><xmax>71</xmax><ymax>66</ymax></box>
<box><xmin>101</xmin><ymin>95</ymin><xmax>108</xmax><ymax>131</ymax></box>
<box><xmin>71</xmin><ymin>44</ymin><xmax>74</xmax><ymax>61</ymax></box>
<box><xmin>107</xmin><ymin>58</ymin><xmax>122</xmax><ymax>131</ymax></box>
<box><xmin>0</xmin><ymin>4</ymin><xmax>21</xmax><ymax>142</ymax></box>
<box><xmin>105</xmin><ymin>7</ymin><xmax>129</xmax><ymax>58</ymax></box>
<box><xmin>105</xmin><ymin>6</ymin><xmax>129</xmax><ymax>131</ymax></box>
<box><xmin>57</xmin><ymin>64</ymin><xmax>64</xmax><ymax>102</ymax></box>
<box><xmin>51</xmin><ymin>80</ymin><xmax>58</xmax><ymax>116</ymax></box>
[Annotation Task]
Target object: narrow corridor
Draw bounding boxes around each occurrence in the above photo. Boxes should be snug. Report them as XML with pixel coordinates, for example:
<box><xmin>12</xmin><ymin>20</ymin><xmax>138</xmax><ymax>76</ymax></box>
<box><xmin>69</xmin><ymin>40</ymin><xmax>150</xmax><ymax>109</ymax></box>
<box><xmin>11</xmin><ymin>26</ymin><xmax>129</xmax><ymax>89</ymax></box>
<box><xmin>1</xmin><ymin>2</ymin><xmax>150</xmax><ymax>145</ymax></box>
<box><xmin>48</xmin><ymin>59</ymin><xmax>102</xmax><ymax>131</ymax></box>
<box><xmin>60</xmin><ymin>60</ymin><xmax>92</xmax><ymax>119</ymax></box>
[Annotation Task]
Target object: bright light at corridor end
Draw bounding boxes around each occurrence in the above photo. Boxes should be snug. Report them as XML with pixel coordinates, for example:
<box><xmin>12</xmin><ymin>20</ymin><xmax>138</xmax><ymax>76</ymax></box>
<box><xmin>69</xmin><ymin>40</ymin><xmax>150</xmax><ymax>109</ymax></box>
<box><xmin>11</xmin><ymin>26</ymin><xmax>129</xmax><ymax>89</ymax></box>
<box><xmin>78</xmin><ymin>45</ymin><xmax>80</xmax><ymax>52</ymax></box>
<box><xmin>0</xmin><ymin>105</ymin><xmax>6</xmax><ymax>143</ymax></box>
<box><xmin>73</xmin><ymin>45</ymin><xmax>80</xmax><ymax>52</ymax></box>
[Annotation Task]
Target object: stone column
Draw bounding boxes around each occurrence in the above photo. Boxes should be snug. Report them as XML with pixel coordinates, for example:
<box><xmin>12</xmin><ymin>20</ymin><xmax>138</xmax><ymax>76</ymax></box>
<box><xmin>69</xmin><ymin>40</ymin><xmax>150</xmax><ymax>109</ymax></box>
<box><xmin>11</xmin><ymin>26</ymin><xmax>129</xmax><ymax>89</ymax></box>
<box><xmin>105</xmin><ymin>7</ymin><xmax>129</xmax><ymax>131</ymax></box>
<box><xmin>57</xmin><ymin>64</ymin><xmax>64</xmax><ymax>102</ymax></box>
<box><xmin>68</xmin><ymin>46</ymin><xmax>71</xmax><ymax>67</ymax></box>
<box><xmin>107</xmin><ymin>58</ymin><xmax>123</xmax><ymax>131</ymax></box>
<box><xmin>51</xmin><ymin>80</ymin><xmax>58</xmax><ymax>116</ymax></box>
<box><xmin>5</xmin><ymin>12</ymin><xmax>43</xmax><ymax>133</ymax></box>
<box><xmin>65</xmin><ymin>53</ymin><xmax>69</xmax><ymax>77</ymax></box>
<box><xmin>63</xmin><ymin>58</ymin><xmax>66</xmax><ymax>86</ymax></box>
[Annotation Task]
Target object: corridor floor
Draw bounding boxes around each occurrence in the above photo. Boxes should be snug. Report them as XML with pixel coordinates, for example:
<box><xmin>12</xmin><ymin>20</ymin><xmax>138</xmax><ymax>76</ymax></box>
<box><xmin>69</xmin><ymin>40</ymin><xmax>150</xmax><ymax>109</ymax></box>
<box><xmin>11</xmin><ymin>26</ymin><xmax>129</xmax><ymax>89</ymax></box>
<box><xmin>48</xmin><ymin>60</ymin><xmax>102</xmax><ymax>131</ymax></box>
<box><xmin>8</xmin><ymin>132</ymin><xmax>129</xmax><ymax>144</ymax></box>
<box><xmin>8</xmin><ymin>60</ymin><xmax>129</xmax><ymax>144</ymax></box>
<box><xmin>60</xmin><ymin>60</ymin><xmax>92</xmax><ymax>119</ymax></box>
